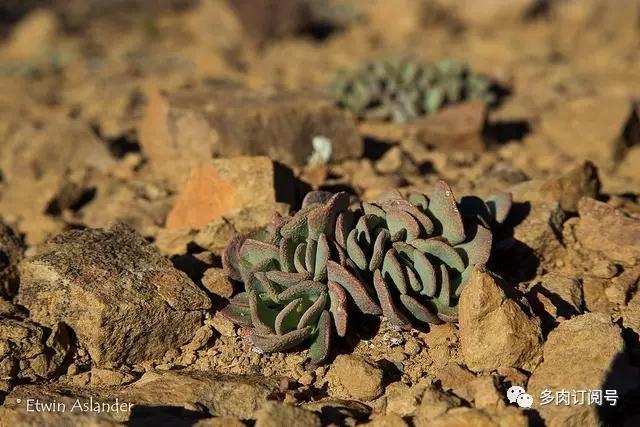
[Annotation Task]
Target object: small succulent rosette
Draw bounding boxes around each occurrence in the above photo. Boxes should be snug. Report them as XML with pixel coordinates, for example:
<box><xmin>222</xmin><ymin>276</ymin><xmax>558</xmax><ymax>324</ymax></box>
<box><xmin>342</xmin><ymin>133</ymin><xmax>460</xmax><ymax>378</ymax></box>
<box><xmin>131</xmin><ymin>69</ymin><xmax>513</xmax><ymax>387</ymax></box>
<box><xmin>330</xmin><ymin>58</ymin><xmax>495</xmax><ymax>123</ymax></box>
<box><xmin>338</xmin><ymin>181</ymin><xmax>511</xmax><ymax>329</ymax></box>
<box><xmin>222</xmin><ymin>192</ymin><xmax>382</xmax><ymax>363</ymax></box>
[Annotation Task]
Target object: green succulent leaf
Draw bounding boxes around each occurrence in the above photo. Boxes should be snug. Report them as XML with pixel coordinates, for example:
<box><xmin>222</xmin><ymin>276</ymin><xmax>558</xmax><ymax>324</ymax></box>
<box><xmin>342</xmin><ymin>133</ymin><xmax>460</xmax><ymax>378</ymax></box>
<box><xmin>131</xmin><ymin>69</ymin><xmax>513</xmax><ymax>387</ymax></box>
<box><xmin>327</xmin><ymin>260</ymin><xmax>381</xmax><ymax>315</ymax></box>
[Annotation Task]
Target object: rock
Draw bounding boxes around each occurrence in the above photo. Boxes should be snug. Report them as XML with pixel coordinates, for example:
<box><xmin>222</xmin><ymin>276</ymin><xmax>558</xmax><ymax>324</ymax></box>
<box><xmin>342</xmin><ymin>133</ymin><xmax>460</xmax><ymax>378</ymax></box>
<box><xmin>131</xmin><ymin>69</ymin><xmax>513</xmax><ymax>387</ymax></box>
<box><xmin>412</xmin><ymin>101</ymin><xmax>487</xmax><ymax>152</ymax></box>
<box><xmin>622</xmin><ymin>292</ymin><xmax>640</xmax><ymax>336</ymax></box>
<box><xmin>469</xmin><ymin>376</ymin><xmax>504</xmax><ymax>409</ymax></box>
<box><xmin>301</xmin><ymin>398</ymin><xmax>372</xmax><ymax>425</ymax></box>
<box><xmin>210</xmin><ymin>312</ymin><xmax>236</xmax><ymax>337</ymax></box>
<box><xmin>427</xmin><ymin>0</ymin><xmax>534</xmax><ymax>28</ymax></box>
<box><xmin>165</xmin><ymin>157</ymin><xmax>290</xmax><ymax>230</ymax></box>
<box><xmin>194</xmin><ymin>218</ymin><xmax>237</xmax><ymax>254</ymax></box>
<box><xmin>419</xmin><ymin>406</ymin><xmax>528</xmax><ymax>427</ymax></box>
<box><xmin>0</xmin><ymin>319</ymin><xmax>70</xmax><ymax>384</ymax></box>
<box><xmin>17</xmin><ymin>224</ymin><xmax>211</xmax><ymax>366</ymax></box>
<box><xmin>0</xmin><ymin>221</ymin><xmax>24</xmax><ymax>298</ymax></box>
<box><xmin>154</xmin><ymin>228</ymin><xmax>197</xmax><ymax>256</ymax></box>
<box><xmin>540</xmin><ymin>95</ymin><xmax>635</xmax><ymax>168</ymax></box>
<box><xmin>527</xmin><ymin>313</ymin><xmax>638</xmax><ymax>426</ymax></box>
<box><xmin>4</xmin><ymin>370</ymin><xmax>281</xmax><ymax>422</ymax></box>
<box><xmin>139</xmin><ymin>83</ymin><xmax>362</xmax><ymax>188</ymax></box>
<box><xmin>512</xmin><ymin>201</ymin><xmax>566</xmax><ymax>266</ymax></box>
<box><xmin>581</xmin><ymin>276</ymin><xmax>613</xmax><ymax>313</ymax></box>
<box><xmin>528</xmin><ymin>273</ymin><xmax>583</xmax><ymax>321</ymax></box>
<box><xmin>194</xmin><ymin>418</ymin><xmax>246</xmax><ymax>427</ymax></box>
<box><xmin>375</xmin><ymin>146</ymin><xmax>405</xmax><ymax>174</ymax></box>
<box><xmin>510</xmin><ymin>161</ymin><xmax>600</xmax><ymax>212</ymax></box>
<box><xmin>1</xmin><ymin>9</ymin><xmax>59</xmax><ymax>60</ymax></box>
<box><xmin>412</xmin><ymin>385</ymin><xmax>463</xmax><ymax>425</ymax></box>
<box><xmin>327</xmin><ymin>355</ymin><xmax>384</xmax><ymax>401</ymax></box>
<box><xmin>606</xmin><ymin>266</ymin><xmax>640</xmax><ymax>306</ymax></box>
<box><xmin>365</xmin><ymin>414</ymin><xmax>408</xmax><ymax>427</ymax></box>
<box><xmin>228</xmin><ymin>0</ymin><xmax>309</xmax><ymax>42</ymax></box>
<box><xmin>458</xmin><ymin>266</ymin><xmax>543</xmax><ymax>372</ymax></box>
<box><xmin>575</xmin><ymin>197</ymin><xmax>640</xmax><ymax>265</ymax></box>
<box><xmin>432</xmin><ymin>362</ymin><xmax>476</xmax><ymax>401</ymax></box>
<box><xmin>183</xmin><ymin>324</ymin><xmax>215</xmax><ymax>352</ymax></box>
<box><xmin>202</xmin><ymin>268</ymin><xmax>235</xmax><ymax>298</ymax></box>
<box><xmin>90</xmin><ymin>368</ymin><xmax>136</xmax><ymax>387</ymax></box>
<box><xmin>254</xmin><ymin>401</ymin><xmax>321</xmax><ymax>427</ymax></box>
<box><xmin>0</xmin><ymin>407</ymin><xmax>121</xmax><ymax>427</ymax></box>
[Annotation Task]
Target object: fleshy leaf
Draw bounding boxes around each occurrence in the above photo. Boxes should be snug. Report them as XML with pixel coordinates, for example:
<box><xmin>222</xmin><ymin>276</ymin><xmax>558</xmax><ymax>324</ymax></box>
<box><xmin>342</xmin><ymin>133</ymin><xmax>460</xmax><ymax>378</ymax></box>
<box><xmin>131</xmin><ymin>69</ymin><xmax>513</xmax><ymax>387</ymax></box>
<box><xmin>369</xmin><ymin>228</ymin><xmax>389</xmax><ymax>271</ymax></box>
<box><xmin>411</xmin><ymin>238</ymin><xmax>465</xmax><ymax>273</ymax></box>
<box><xmin>399</xmin><ymin>294</ymin><xmax>443</xmax><ymax>324</ymax></box>
<box><xmin>275</xmin><ymin>298</ymin><xmax>302</xmax><ymax>335</ymax></box>
<box><xmin>455</xmin><ymin>224</ymin><xmax>492</xmax><ymax>266</ymax></box>
<box><xmin>248</xmin><ymin>326</ymin><xmax>313</xmax><ymax>353</ymax></box>
<box><xmin>382</xmin><ymin>249</ymin><xmax>408</xmax><ymax>294</ymax></box>
<box><xmin>314</xmin><ymin>233</ymin><xmax>329</xmax><ymax>282</ymax></box>
<box><xmin>328</xmin><ymin>282</ymin><xmax>348</xmax><ymax>337</ymax></box>
<box><xmin>302</xmin><ymin>191</ymin><xmax>334</xmax><ymax>208</ymax></box>
<box><xmin>240</xmin><ymin>239</ymin><xmax>280</xmax><ymax>266</ymax></box>
<box><xmin>327</xmin><ymin>260</ymin><xmax>381</xmax><ymax>315</ymax></box>
<box><xmin>428</xmin><ymin>180</ymin><xmax>465</xmax><ymax>245</ymax></box>
<box><xmin>222</xmin><ymin>234</ymin><xmax>247</xmax><ymax>281</ymax></box>
<box><xmin>486</xmin><ymin>192</ymin><xmax>512</xmax><ymax>224</ymax></box>
<box><xmin>294</xmin><ymin>243</ymin><xmax>308</xmax><ymax>274</ymax></box>
<box><xmin>278</xmin><ymin>280</ymin><xmax>325</xmax><ymax>300</ymax></box>
<box><xmin>279</xmin><ymin>237</ymin><xmax>297</xmax><ymax>273</ymax></box>
<box><xmin>438</xmin><ymin>264</ymin><xmax>451</xmax><ymax>308</ymax></box>
<box><xmin>309</xmin><ymin>310</ymin><xmax>332</xmax><ymax>363</ymax></box>
<box><xmin>373</xmin><ymin>269</ymin><xmax>412</xmax><ymax>330</ymax></box>
<box><xmin>386</xmin><ymin>208</ymin><xmax>421</xmax><ymax>241</ymax></box>
<box><xmin>298</xmin><ymin>292</ymin><xmax>328</xmax><ymax>329</ymax></box>
<box><xmin>265</xmin><ymin>271</ymin><xmax>310</xmax><ymax>288</ymax></box>
<box><xmin>305</xmin><ymin>239</ymin><xmax>317</xmax><ymax>275</ymax></box>
<box><xmin>346</xmin><ymin>228</ymin><xmax>368</xmax><ymax>270</ymax></box>
<box><xmin>249</xmin><ymin>291</ymin><xmax>275</xmax><ymax>334</ymax></box>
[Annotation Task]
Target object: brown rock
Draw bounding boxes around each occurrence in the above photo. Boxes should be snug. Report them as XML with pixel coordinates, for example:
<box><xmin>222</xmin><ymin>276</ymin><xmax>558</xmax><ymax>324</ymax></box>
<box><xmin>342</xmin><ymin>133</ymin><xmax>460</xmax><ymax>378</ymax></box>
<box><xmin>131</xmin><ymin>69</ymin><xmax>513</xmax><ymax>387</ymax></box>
<box><xmin>459</xmin><ymin>266</ymin><xmax>543</xmax><ymax>372</ymax></box>
<box><xmin>575</xmin><ymin>197</ymin><xmax>640</xmax><ymax>265</ymax></box>
<box><xmin>5</xmin><ymin>370</ymin><xmax>281</xmax><ymax>422</ymax></box>
<box><xmin>202</xmin><ymin>268</ymin><xmax>235</xmax><ymax>298</ymax></box>
<box><xmin>228</xmin><ymin>0</ymin><xmax>309</xmax><ymax>42</ymax></box>
<box><xmin>540</xmin><ymin>95</ymin><xmax>635</xmax><ymax>168</ymax></box>
<box><xmin>365</xmin><ymin>414</ymin><xmax>408</xmax><ymax>427</ymax></box>
<box><xmin>622</xmin><ymin>291</ymin><xmax>640</xmax><ymax>336</ymax></box>
<box><xmin>412</xmin><ymin>101</ymin><xmax>487</xmax><ymax>152</ymax></box>
<box><xmin>0</xmin><ymin>407</ymin><xmax>121</xmax><ymax>427</ymax></box>
<box><xmin>581</xmin><ymin>276</ymin><xmax>613</xmax><ymax>313</ymax></box>
<box><xmin>165</xmin><ymin>157</ymin><xmax>287</xmax><ymax>230</ymax></box>
<box><xmin>17</xmin><ymin>224</ymin><xmax>210</xmax><ymax>366</ymax></box>
<box><xmin>0</xmin><ymin>319</ymin><xmax>70</xmax><ymax>384</ymax></box>
<box><xmin>194</xmin><ymin>218</ymin><xmax>236</xmax><ymax>254</ymax></box>
<box><xmin>512</xmin><ymin>201</ymin><xmax>566</xmax><ymax>266</ymax></box>
<box><xmin>90</xmin><ymin>368</ymin><xmax>136</xmax><ymax>387</ymax></box>
<box><xmin>255</xmin><ymin>401</ymin><xmax>321</xmax><ymax>427</ymax></box>
<box><xmin>154</xmin><ymin>228</ymin><xmax>197</xmax><ymax>256</ymax></box>
<box><xmin>420</xmin><ymin>406</ymin><xmax>528</xmax><ymax>427</ymax></box>
<box><xmin>469</xmin><ymin>375</ymin><xmax>504</xmax><ymax>409</ymax></box>
<box><xmin>139</xmin><ymin>83</ymin><xmax>362</xmax><ymax>187</ymax></box>
<box><xmin>327</xmin><ymin>355</ymin><xmax>384</xmax><ymax>401</ymax></box>
<box><xmin>413</xmin><ymin>385</ymin><xmax>463</xmax><ymax>423</ymax></box>
<box><xmin>528</xmin><ymin>313</ymin><xmax>638</xmax><ymax>426</ymax></box>
<box><xmin>194</xmin><ymin>418</ymin><xmax>245</xmax><ymax>427</ymax></box>
<box><xmin>528</xmin><ymin>273</ymin><xmax>583</xmax><ymax>320</ymax></box>
<box><xmin>510</xmin><ymin>161</ymin><xmax>600</xmax><ymax>212</ymax></box>
<box><xmin>432</xmin><ymin>362</ymin><xmax>476</xmax><ymax>401</ymax></box>
<box><xmin>0</xmin><ymin>221</ymin><xmax>24</xmax><ymax>298</ymax></box>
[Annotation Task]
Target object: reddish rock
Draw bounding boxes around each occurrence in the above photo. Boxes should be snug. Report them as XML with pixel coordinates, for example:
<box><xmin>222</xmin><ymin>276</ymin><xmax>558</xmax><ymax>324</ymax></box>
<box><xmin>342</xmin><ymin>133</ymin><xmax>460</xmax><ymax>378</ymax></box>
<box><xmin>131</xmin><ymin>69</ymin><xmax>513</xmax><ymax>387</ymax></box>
<box><xmin>575</xmin><ymin>197</ymin><xmax>640</xmax><ymax>265</ymax></box>
<box><xmin>165</xmin><ymin>157</ymin><xmax>282</xmax><ymax>230</ymax></box>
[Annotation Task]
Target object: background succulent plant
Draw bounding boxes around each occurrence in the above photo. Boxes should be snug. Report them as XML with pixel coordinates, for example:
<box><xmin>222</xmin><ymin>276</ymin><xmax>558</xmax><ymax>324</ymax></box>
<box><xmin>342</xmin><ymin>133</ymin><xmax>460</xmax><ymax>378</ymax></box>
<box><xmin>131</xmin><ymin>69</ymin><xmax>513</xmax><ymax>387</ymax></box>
<box><xmin>222</xmin><ymin>181</ymin><xmax>511</xmax><ymax>362</ymax></box>
<box><xmin>222</xmin><ymin>191</ymin><xmax>382</xmax><ymax>364</ymax></box>
<box><xmin>330</xmin><ymin>58</ymin><xmax>496</xmax><ymax>123</ymax></box>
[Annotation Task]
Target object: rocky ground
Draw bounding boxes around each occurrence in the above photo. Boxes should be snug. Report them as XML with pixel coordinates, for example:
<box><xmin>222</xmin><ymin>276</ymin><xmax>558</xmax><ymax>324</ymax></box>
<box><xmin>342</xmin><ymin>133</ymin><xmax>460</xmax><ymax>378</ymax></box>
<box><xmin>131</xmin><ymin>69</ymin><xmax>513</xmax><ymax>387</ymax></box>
<box><xmin>1</xmin><ymin>1</ymin><xmax>640</xmax><ymax>426</ymax></box>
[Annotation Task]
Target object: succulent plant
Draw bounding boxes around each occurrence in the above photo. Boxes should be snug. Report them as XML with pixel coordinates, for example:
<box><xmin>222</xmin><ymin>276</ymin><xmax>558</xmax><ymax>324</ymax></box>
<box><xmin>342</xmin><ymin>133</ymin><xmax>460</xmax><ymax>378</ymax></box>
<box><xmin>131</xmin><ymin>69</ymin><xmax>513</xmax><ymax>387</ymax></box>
<box><xmin>222</xmin><ymin>192</ymin><xmax>382</xmax><ymax>364</ymax></box>
<box><xmin>337</xmin><ymin>181</ymin><xmax>512</xmax><ymax>328</ymax></box>
<box><xmin>330</xmin><ymin>58</ymin><xmax>496</xmax><ymax>123</ymax></box>
<box><xmin>222</xmin><ymin>181</ymin><xmax>511</xmax><ymax>362</ymax></box>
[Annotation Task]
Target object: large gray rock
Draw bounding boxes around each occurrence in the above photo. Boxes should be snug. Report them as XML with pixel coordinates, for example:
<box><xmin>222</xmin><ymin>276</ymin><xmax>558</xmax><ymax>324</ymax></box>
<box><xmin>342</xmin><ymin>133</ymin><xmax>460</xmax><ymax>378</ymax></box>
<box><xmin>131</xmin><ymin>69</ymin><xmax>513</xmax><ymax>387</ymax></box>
<box><xmin>17</xmin><ymin>223</ymin><xmax>211</xmax><ymax>366</ymax></box>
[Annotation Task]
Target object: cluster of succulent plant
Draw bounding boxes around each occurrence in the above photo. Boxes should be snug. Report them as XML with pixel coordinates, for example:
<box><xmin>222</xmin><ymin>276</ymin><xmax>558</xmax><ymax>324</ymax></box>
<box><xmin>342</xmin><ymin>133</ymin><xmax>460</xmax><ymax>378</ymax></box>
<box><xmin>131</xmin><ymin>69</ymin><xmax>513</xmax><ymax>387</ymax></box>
<box><xmin>222</xmin><ymin>181</ymin><xmax>511</xmax><ymax>363</ymax></box>
<box><xmin>330</xmin><ymin>59</ymin><xmax>496</xmax><ymax>123</ymax></box>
